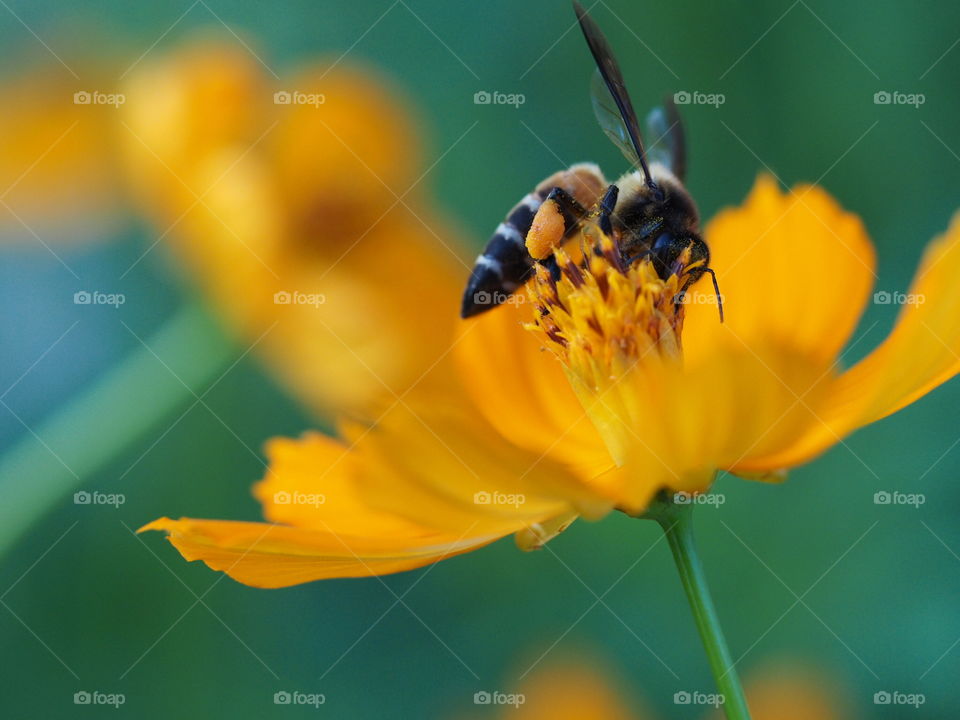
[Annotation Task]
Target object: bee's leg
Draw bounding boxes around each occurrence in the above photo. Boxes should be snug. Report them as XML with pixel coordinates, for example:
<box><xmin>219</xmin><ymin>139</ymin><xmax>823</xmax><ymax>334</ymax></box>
<box><xmin>702</xmin><ymin>267</ymin><xmax>724</xmax><ymax>323</ymax></box>
<box><xmin>544</xmin><ymin>186</ymin><xmax>589</xmax><ymax>233</ymax></box>
<box><xmin>673</xmin><ymin>274</ymin><xmax>689</xmax><ymax>316</ymax></box>
<box><xmin>598</xmin><ymin>184</ymin><xmax>619</xmax><ymax>235</ymax></box>
<box><xmin>674</xmin><ymin>266</ymin><xmax>724</xmax><ymax>323</ymax></box>
<box><xmin>624</xmin><ymin>247</ymin><xmax>651</xmax><ymax>266</ymax></box>
<box><xmin>527</xmin><ymin>187</ymin><xmax>589</xmax><ymax>261</ymax></box>
<box><xmin>540</xmin><ymin>254</ymin><xmax>562</xmax><ymax>283</ymax></box>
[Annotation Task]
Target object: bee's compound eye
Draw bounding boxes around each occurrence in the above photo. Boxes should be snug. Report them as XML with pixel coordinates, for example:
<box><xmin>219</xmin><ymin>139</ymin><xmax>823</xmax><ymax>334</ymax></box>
<box><xmin>650</xmin><ymin>232</ymin><xmax>676</xmax><ymax>255</ymax></box>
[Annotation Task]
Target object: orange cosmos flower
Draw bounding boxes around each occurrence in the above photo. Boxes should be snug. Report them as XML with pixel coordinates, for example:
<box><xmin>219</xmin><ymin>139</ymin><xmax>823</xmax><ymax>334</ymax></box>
<box><xmin>143</xmin><ymin>175</ymin><xmax>960</xmax><ymax>587</ymax></box>
<box><xmin>121</xmin><ymin>38</ymin><xmax>465</xmax><ymax>417</ymax></box>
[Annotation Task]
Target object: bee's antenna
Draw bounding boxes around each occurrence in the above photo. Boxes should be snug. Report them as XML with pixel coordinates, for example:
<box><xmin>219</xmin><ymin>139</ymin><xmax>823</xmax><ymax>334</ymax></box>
<box><xmin>573</xmin><ymin>1</ymin><xmax>658</xmax><ymax>193</ymax></box>
<box><xmin>702</xmin><ymin>267</ymin><xmax>724</xmax><ymax>323</ymax></box>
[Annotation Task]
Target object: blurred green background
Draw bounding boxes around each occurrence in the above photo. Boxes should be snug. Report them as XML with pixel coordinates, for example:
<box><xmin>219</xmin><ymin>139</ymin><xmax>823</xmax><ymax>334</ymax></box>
<box><xmin>2</xmin><ymin>0</ymin><xmax>960</xmax><ymax>717</ymax></box>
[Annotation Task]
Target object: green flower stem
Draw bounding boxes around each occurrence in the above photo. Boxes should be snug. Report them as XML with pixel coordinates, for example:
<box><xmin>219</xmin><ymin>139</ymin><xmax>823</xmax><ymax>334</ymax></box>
<box><xmin>0</xmin><ymin>301</ymin><xmax>237</xmax><ymax>555</ymax></box>
<box><xmin>647</xmin><ymin>496</ymin><xmax>752</xmax><ymax>720</ymax></box>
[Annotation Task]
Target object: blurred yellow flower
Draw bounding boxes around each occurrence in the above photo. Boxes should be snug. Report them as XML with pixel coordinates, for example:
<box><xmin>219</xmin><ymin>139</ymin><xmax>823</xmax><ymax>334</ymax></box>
<box><xmin>144</xmin><ymin>174</ymin><xmax>960</xmax><ymax>587</ymax></box>
<box><xmin>461</xmin><ymin>658</ymin><xmax>850</xmax><ymax>720</ymax></box>
<box><xmin>0</xmin><ymin>65</ymin><xmax>128</xmax><ymax>245</ymax></box>
<box><xmin>121</xmin><ymin>37</ymin><xmax>466</xmax><ymax>417</ymax></box>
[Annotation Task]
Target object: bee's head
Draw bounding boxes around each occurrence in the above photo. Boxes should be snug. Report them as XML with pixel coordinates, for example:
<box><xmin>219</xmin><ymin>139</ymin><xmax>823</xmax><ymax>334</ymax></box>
<box><xmin>650</xmin><ymin>230</ymin><xmax>709</xmax><ymax>280</ymax></box>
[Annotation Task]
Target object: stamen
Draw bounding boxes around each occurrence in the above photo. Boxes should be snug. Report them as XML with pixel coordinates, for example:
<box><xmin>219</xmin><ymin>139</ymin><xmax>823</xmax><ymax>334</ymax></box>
<box><xmin>598</xmin><ymin>232</ymin><xmax>626</xmax><ymax>273</ymax></box>
<box><xmin>527</xmin><ymin>222</ymin><xmax>686</xmax><ymax>378</ymax></box>
<box><xmin>554</xmin><ymin>246</ymin><xmax>584</xmax><ymax>288</ymax></box>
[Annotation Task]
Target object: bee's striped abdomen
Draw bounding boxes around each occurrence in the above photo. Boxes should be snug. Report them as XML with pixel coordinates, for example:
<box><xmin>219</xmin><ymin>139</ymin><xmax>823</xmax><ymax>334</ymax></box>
<box><xmin>460</xmin><ymin>193</ymin><xmax>545</xmax><ymax>318</ymax></box>
<box><xmin>460</xmin><ymin>163</ymin><xmax>606</xmax><ymax>318</ymax></box>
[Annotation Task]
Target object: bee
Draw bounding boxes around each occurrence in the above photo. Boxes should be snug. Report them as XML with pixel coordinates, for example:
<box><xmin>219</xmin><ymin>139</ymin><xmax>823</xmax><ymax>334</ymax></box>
<box><xmin>460</xmin><ymin>0</ymin><xmax>722</xmax><ymax>321</ymax></box>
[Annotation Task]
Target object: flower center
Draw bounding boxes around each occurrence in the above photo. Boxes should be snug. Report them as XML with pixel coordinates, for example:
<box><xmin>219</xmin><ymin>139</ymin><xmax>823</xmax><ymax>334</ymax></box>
<box><xmin>527</xmin><ymin>225</ymin><xmax>687</xmax><ymax>376</ymax></box>
<box><xmin>525</xmin><ymin>224</ymin><xmax>691</xmax><ymax>465</ymax></box>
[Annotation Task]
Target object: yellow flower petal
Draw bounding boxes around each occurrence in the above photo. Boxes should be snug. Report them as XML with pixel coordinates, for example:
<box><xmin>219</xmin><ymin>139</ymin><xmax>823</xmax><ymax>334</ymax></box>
<box><xmin>253</xmin><ymin>432</ymin><xmax>441</xmax><ymax>536</ymax></box>
<box><xmin>738</xmin><ymin>211</ymin><xmax>960</xmax><ymax>470</ymax></box>
<box><xmin>684</xmin><ymin>174</ymin><xmax>875</xmax><ymax>372</ymax></box>
<box><xmin>142</xmin><ymin>398</ymin><xmax>606</xmax><ymax>587</ymax></box>
<box><xmin>833</xmin><ymin>212</ymin><xmax>960</xmax><ymax>424</ymax></box>
<box><xmin>454</xmin><ymin>299</ymin><xmax>616</xmax><ymax>482</ymax></box>
<box><xmin>139</xmin><ymin>517</ymin><xmax>495</xmax><ymax>588</ymax></box>
<box><xmin>344</xmin><ymin>399</ymin><xmax>613</xmax><ymax>534</ymax></box>
<box><xmin>608</xmin><ymin>341</ymin><xmax>833</xmax><ymax>510</ymax></box>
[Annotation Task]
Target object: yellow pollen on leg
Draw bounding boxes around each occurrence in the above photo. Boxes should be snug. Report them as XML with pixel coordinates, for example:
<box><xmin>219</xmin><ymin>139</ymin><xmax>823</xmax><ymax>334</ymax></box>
<box><xmin>526</xmin><ymin>199</ymin><xmax>566</xmax><ymax>260</ymax></box>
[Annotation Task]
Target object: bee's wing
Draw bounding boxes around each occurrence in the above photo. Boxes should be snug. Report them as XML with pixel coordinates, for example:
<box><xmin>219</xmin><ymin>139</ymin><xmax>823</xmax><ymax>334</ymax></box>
<box><xmin>590</xmin><ymin>69</ymin><xmax>642</xmax><ymax>169</ymax></box>
<box><xmin>576</xmin><ymin>1</ymin><xmax>653</xmax><ymax>185</ymax></box>
<box><xmin>645</xmin><ymin>97</ymin><xmax>686</xmax><ymax>181</ymax></box>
